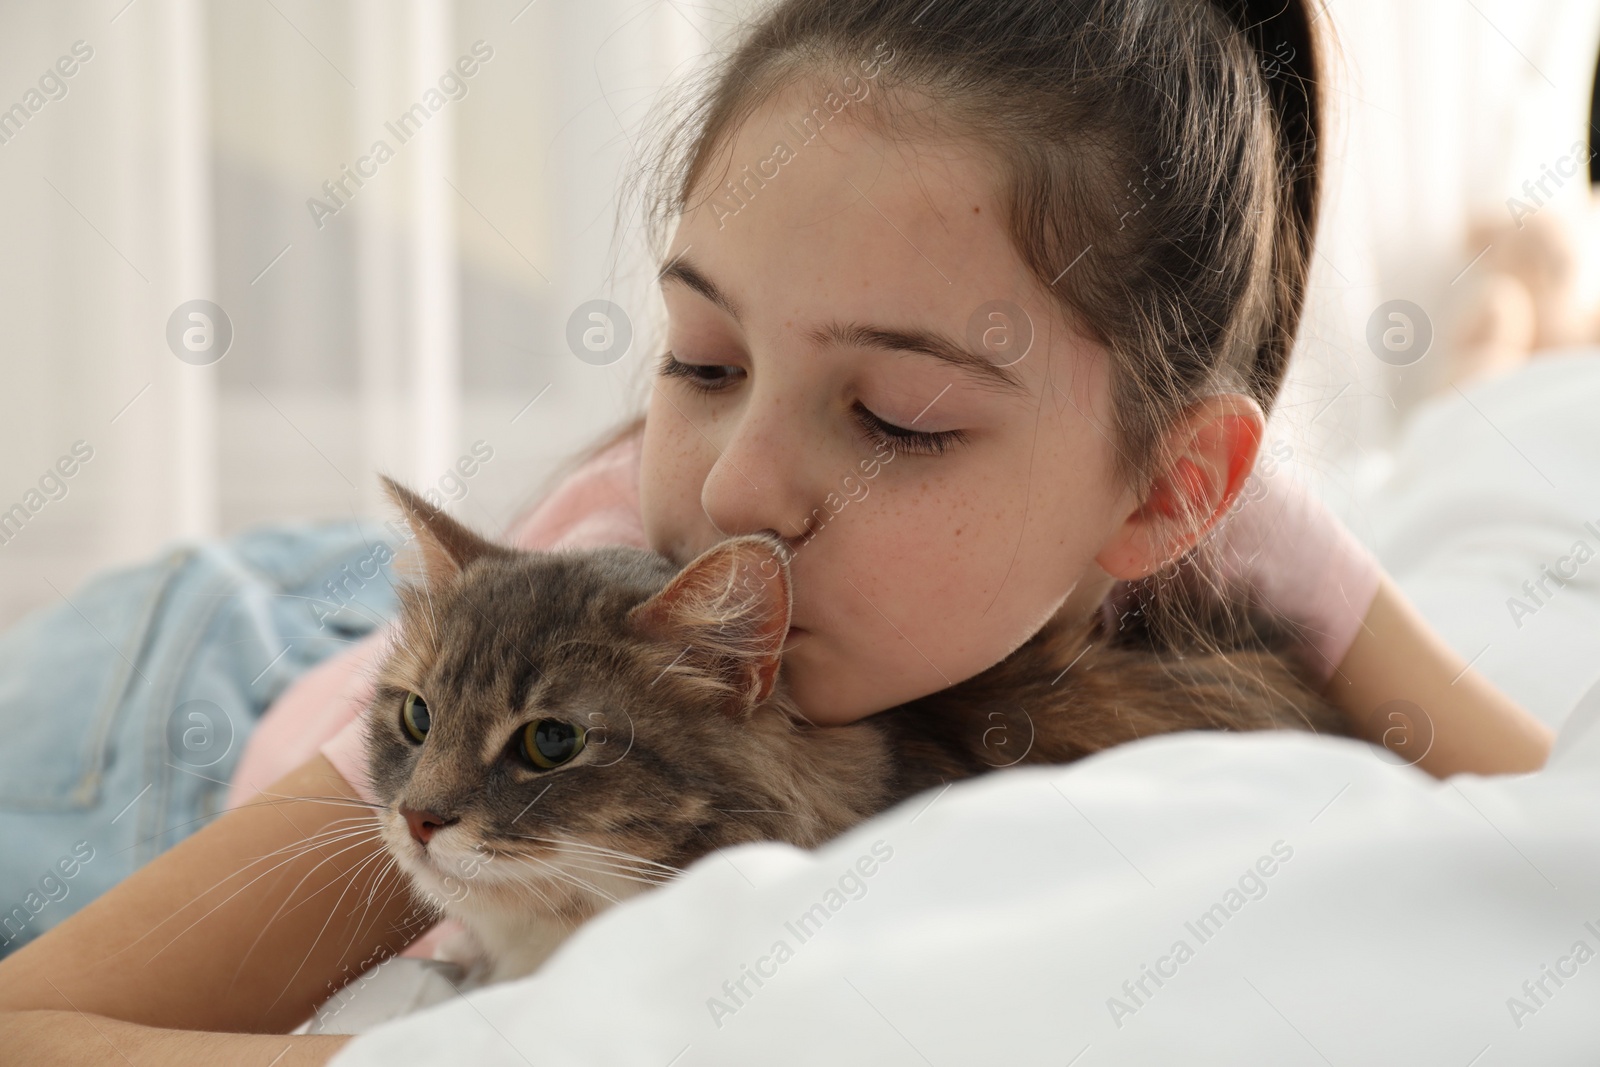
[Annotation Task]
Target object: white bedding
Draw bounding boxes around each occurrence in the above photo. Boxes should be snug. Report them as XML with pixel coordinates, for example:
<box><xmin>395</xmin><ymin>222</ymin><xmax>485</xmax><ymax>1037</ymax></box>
<box><xmin>326</xmin><ymin>355</ymin><xmax>1600</xmax><ymax>1064</ymax></box>
<box><xmin>331</xmin><ymin>716</ymin><xmax>1600</xmax><ymax>1066</ymax></box>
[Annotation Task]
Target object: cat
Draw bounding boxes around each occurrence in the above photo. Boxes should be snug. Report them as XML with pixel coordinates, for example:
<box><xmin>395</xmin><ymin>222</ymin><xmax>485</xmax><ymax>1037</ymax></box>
<box><xmin>362</xmin><ymin>477</ymin><xmax>1344</xmax><ymax>985</ymax></box>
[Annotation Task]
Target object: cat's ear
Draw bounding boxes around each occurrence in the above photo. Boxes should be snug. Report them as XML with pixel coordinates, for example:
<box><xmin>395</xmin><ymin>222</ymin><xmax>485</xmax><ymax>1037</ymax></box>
<box><xmin>380</xmin><ymin>475</ymin><xmax>495</xmax><ymax>587</ymax></box>
<box><xmin>626</xmin><ymin>533</ymin><xmax>792</xmax><ymax>713</ymax></box>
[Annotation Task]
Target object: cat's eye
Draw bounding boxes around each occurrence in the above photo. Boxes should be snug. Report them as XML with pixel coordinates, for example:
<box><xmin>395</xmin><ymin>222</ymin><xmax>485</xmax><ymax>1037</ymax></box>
<box><xmin>520</xmin><ymin>719</ymin><xmax>585</xmax><ymax>770</ymax></box>
<box><xmin>401</xmin><ymin>692</ymin><xmax>431</xmax><ymax>744</ymax></box>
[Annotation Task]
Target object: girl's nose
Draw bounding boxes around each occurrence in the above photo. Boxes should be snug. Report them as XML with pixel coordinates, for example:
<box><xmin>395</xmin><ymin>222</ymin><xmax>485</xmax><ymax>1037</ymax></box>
<box><xmin>699</xmin><ymin>400</ymin><xmax>819</xmax><ymax>544</ymax></box>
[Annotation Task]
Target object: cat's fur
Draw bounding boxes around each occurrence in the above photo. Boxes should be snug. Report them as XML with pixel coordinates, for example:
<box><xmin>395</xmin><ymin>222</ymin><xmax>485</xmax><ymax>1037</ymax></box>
<box><xmin>363</xmin><ymin>479</ymin><xmax>1345</xmax><ymax>983</ymax></box>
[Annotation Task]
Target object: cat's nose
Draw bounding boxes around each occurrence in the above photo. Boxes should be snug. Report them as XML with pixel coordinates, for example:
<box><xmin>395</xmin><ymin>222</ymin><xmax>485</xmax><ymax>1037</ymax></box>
<box><xmin>400</xmin><ymin>806</ymin><xmax>458</xmax><ymax>845</ymax></box>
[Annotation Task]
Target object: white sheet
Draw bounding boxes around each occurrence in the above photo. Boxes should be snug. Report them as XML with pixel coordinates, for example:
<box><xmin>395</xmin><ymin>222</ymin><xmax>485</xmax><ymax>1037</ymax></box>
<box><xmin>330</xmin><ymin>697</ymin><xmax>1600</xmax><ymax>1066</ymax></box>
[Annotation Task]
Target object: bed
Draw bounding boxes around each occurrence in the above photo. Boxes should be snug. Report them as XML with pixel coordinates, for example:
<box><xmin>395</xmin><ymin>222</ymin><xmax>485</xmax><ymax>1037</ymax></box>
<box><xmin>319</xmin><ymin>354</ymin><xmax>1600</xmax><ymax>1064</ymax></box>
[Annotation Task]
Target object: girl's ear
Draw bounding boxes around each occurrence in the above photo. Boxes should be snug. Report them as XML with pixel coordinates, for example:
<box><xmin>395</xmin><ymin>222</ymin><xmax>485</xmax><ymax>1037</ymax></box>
<box><xmin>381</xmin><ymin>475</ymin><xmax>496</xmax><ymax>587</ymax></box>
<box><xmin>1095</xmin><ymin>394</ymin><xmax>1264</xmax><ymax>581</ymax></box>
<box><xmin>626</xmin><ymin>533</ymin><xmax>793</xmax><ymax>714</ymax></box>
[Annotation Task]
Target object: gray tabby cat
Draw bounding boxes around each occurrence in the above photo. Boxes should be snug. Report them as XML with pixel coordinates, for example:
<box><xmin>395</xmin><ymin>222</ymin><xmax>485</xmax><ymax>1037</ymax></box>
<box><xmin>363</xmin><ymin>478</ymin><xmax>1343</xmax><ymax>984</ymax></box>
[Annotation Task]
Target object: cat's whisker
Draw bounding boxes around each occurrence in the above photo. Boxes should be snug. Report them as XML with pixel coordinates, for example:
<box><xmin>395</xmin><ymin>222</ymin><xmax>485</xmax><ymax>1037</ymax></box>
<box><xmin>494</xmin><ymin>851</ymin><xmax>614</xmax><ymax>902</ymax></box>
<box><xmin>536</xmin><ymin>837</ymin><xmax>679</xmax><ymax>869</ymax></box>
<box><xmin>545</xmin><ymin>857</ymin><xmax>676</xmax><ymax>889</ymax></box>
<box><xmin>105</xmin><ymin>798</ymin><xmax>380</xmax><ymax>864</ymax></box>
<box><xmin>524</xmin><ymin>842</ymin><xmax>680</xmax><ymax>882</ymax></box>
<box><xmin>508</xmin><ymin>853</ymin><xmax>625</xmax><ymax>906</ymax></box>
<box><xmin>230</xmin><ymin>823</ymin><xmax>387</xmax><ymax>873</ymax></box>
<box><xmin>327</xmin><ymin>846</ymin><xmax>408</xmax><ymax>969</ymax></box>
<box><xmin>143</xmin><ymin>828</ymin><xmax>386</xmax><ymax>965</ymax></box>
<box><xmin>503</xmin><ymin>851</ymin><xmax>677</xmax><ymax>889</ymax></box>
<box><xmin>371</xmin><ymin>858</ymin><xmax>415</xmax><ymax>934</ymax></box>
<box><xmin>516</xmin><ymin>849</ymin><xmax>676</xmax><ymax>882</ymax></box>
<box><xmin>264</xmin><ymin>814</ymin><xmax>386</xmax><ymax>843</ymax></box>
<box><xmin>226</xmin><ymin>828</ymin><xmax>393</xmax><ymax>995</ymax></box>
<box><xmin>354</xmin><ymin>852</ymin><xmax>405</xmax><ymax>917</ymax></box>
<box><xmin>271</xmin><ymin>829</ymin><xmax>397</xmax><ymax>927</ymax></box>
<box><xmin>484</xmin><ymin>859</ymin><xmax>597</xmax><ymax>929</ymax></box>
<box><xmin>463</xmin><ymin>853</ymin><xmax>561</xmax><ymax>901</ymax></box>
<box><xmin>265</xmin><ymin>830</ymin><xmax>414</xmax><ymax>1017</ymax></box>
<box><xmin>121</xmin><ymin>821</ymin><xmax>387</xmax><ymax>960</ymax></box>
<box><xmin>218</xmin><ymin>827</ymin><xmax>388</xmax><ymax>915</ymax></box>
<box><xmin>501</xmin><ymin>833</ymin><xmax>681</xmax><ymax>876</ymax></box>
<box><xmin>496</xmin><ymin>842</ymin><xmax>678</xmax><ymax>888</ymax></box>
<box><xmin>203</xmin><ymin>824</ymin><xmax>386</xmax><ymax>912</ymax></box>
<box><xmin>546</xmin><ymin>845</ymin><xmax>677</xmax><ymax>874</ymax></box>
<box><xmin>489</xmin><ymin>868</ymin><xmax>578</xmax><ymax>931</ymax></box>
<box><xmin>239</xmin><ymin>790</ymin><xmax>388</xmax><ymax>814</ymax></box>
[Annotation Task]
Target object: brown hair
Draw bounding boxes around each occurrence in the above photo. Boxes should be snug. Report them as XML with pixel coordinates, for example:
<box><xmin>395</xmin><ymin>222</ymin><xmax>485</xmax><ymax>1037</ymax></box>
<box><xmin>599</xmin><ymin>0</ymin><xmax>1327</xmax><ymax>669</ymax></box>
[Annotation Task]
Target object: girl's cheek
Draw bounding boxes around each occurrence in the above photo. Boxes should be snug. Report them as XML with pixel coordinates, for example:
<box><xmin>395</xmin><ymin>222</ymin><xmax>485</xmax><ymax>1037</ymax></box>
<box><xmin>841</xmin><ymin>486</ymin><xmax>985</xmax><ymax>576</ymax></box>
<box><xmin>640</xmin><ymin>401</ymin><xmax>709</xmax><ymax>554</ymax></box>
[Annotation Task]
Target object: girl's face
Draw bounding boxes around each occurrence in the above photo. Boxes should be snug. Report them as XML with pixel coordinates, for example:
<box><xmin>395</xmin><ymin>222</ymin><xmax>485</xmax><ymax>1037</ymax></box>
<box><xmin>639</xmin><ymin>86</ymin><xmax>1137</xmax><ymax>725</ymax></box>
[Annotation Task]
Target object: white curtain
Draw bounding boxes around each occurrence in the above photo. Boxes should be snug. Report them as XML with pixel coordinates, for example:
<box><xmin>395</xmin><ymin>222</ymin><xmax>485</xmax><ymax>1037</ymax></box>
<box><xmin>1283</xmin><ymin>0</ymin><xmax>1600</xmax><ymax>513</ymax></box>
<box><xmin>0</xmin><ymin>0</ymin><xmax>1596</xmax><ymax>627</ymax></box>
<box><xmin>0</xmin><ymin>0</ymin><xmax>725</xmax><ymax>627</ymax></box>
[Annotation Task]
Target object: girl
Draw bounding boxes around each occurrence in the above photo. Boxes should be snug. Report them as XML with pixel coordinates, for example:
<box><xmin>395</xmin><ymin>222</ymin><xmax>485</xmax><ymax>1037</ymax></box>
<box><xmin>0</xmin><ymin>0</ymin><xmax>1553</xmax><ymax>1060</ymax></box>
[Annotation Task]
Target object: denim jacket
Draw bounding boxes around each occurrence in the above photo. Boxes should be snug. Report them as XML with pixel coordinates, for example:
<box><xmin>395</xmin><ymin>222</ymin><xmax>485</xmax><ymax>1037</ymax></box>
<box><xmin>0</xmin><ymin>521</ymin><xmax>400</xmax><ymax>955</ymax></box>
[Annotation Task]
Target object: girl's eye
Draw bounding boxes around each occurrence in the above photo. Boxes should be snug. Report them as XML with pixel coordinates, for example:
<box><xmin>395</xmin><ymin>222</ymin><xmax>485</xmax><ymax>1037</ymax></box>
<box><xmin>660</xmin><ymin>351</ymin><xmax>967</xmax><ymax>457</ymax></box>
<box><xmin>851</xmin><ymin>402</ymin><xmax>968</xmax><ymax>457</ymax></box>
<box><xmin>401</xmin><ymin>692</ymin><xmax>430</xmax><ymax>744</ymax></box>
<box><xmin>520</xmin><ymin>719</ymin><xmax>586</xmax><ymax>770</ymax></box>
<box><xmin>658</xmin><ymin>351</ymin><xmax>743</xmax><ymax>392</ymax></box>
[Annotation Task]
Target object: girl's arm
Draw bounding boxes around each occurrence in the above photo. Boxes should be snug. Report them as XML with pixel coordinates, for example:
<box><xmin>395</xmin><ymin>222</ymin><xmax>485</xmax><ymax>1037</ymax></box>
<box><xmin>1</xmin><ymin>1009</ymin><xmax>349</xmax><ymax>1065</ymax></box>
<box><xmin>0</xmin><ymin>753</ymin><xmax>428</xmax><ymax>1049</ymax></box>
<box><xmin>1323</xmin><ymin>572</ymin><xmax>1554</xmax><ymax>776</ymax></box>
<box><xmin>1195</xmin><ymin>440</ymin><xmax>1552</xmax><ymax>778</ymax></box>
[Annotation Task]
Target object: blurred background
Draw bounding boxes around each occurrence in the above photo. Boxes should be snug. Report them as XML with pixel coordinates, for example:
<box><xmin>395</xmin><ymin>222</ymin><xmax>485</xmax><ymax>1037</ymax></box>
<box><xmin>0</xmin><ymin>0</ymin><xmax>1596</xmax><ymax>707</ymax></box>
<box><xmin>0</xmin><ymin>0</ymin><xmax>718</xmax><ymax>628</ymax></box>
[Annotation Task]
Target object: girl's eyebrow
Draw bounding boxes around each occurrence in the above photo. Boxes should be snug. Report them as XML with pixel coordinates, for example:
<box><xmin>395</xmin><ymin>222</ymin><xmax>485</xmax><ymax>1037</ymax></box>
<box><xmin>805</xmin><ymin>321</ymin><xmax>1029</xmax><ymax>397</ymax></box>
<box><xmin>658</xmin><ymin>255</ymin><xmax>1028</xmax><ymax>396</ymax></box>
<box><xmin>659</xmin><ymin>257</ymin><xmax>742</xmax><ymax>321</ymax></box>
